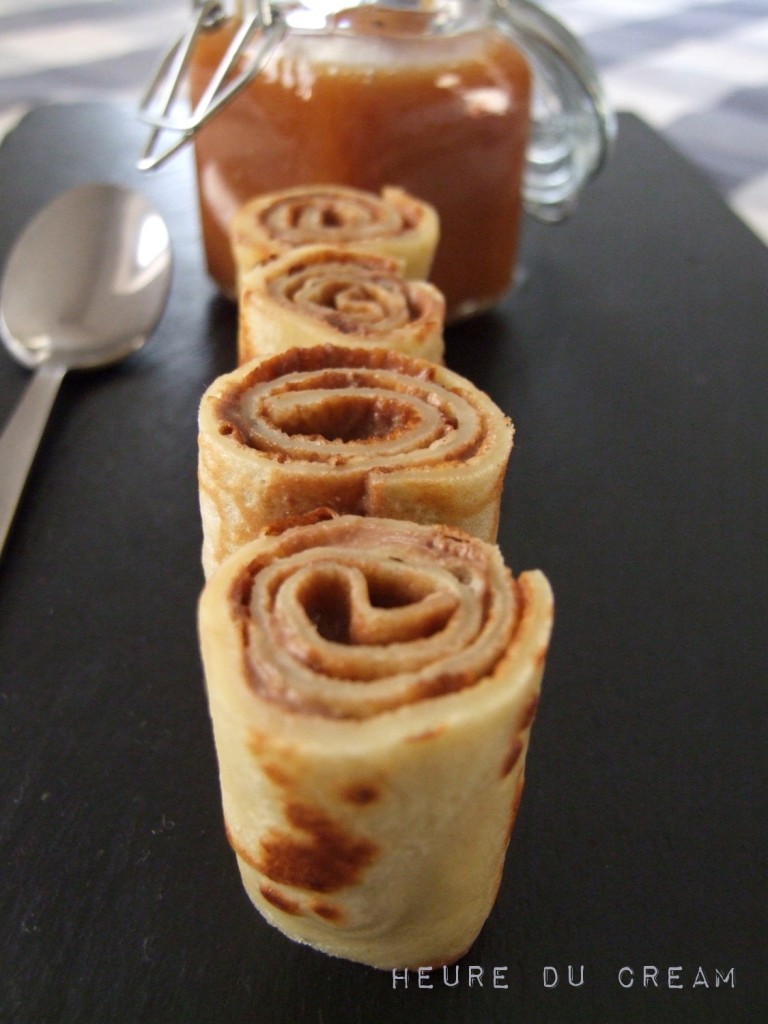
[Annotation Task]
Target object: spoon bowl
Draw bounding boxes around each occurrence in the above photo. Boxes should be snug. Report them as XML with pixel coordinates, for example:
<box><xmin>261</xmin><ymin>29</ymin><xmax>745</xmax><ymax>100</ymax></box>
<box><xmin>0</xmin><ymin>182</ymin><xmax>173</xmax><ymax>556</ymax></box>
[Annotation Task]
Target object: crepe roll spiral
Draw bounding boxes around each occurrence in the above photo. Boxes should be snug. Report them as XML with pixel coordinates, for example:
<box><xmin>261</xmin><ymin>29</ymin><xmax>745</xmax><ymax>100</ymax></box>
<box><xmin>198</xmin><ymin>345</ymin><xmax>514</xmax><ymax>577</ymax></box>
<box><xmin>230</xmin><ymin>184</ymin><xmax>439</xmax><ymax>282</ymax></box>
<box><xmin>198</xmin><ymin>513</ymin><xmax>554</xmax><ymax>969</ymax></box>
<box><xmin>237</xmin><ymin>245</ymin><xmax>445</xmax><ymax>365</ymax></box>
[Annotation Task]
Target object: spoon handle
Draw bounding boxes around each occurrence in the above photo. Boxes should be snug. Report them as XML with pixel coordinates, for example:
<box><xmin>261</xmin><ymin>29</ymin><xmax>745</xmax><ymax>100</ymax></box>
<box><xmin>0</xmin><ymin>361</ymin><xmax>66</xmax><ymax>557</ymax></box>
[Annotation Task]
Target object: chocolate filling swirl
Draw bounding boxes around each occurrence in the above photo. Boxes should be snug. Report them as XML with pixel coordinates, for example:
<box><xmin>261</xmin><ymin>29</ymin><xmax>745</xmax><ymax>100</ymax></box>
<box><xmin>266</xmin><ymin>252</ymin><xmax>428</xmax><ymax>336</ymax></box>
<box><xmin>223</xmin><ymin>358</ymin><xmax>483</xmax><ymax>467</ymax></box>
<box><xmin>199</xmin><ymin>346</ymin><xmax>513</xmax><ymax>574</ymax></box>
<box><xmin>230</xmin><ymin>185</ymin><xmax>440</xmax><ymax>293</ymax></box>
<box><xmin>258</xmin><ymin>188</ymin><xmax>418</xmax><ymax>246</ymax></box>
<box><xmin>232</xmin><ymin>516</ymin><xmax>518</xmax><ymax>719</ymax></box>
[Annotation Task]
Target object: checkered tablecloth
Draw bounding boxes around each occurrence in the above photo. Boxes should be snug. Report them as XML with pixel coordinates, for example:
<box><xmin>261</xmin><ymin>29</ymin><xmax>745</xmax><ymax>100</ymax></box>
<box><xmin>545</xmin><ymin>0</ymin><xmax>768</xmax><ymax>244</ymax></box>
<box><xmin>0</xmin><ymin>0</ymin><xmax>766</xmax><ymax>244</ymax></box>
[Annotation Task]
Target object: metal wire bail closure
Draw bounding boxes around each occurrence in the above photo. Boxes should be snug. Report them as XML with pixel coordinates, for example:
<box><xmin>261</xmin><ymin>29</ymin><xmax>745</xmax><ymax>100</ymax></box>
<box><xmin>137</xmin><ymin>0</ymin><xmax>287</xmax><ymax>171</ymax></box>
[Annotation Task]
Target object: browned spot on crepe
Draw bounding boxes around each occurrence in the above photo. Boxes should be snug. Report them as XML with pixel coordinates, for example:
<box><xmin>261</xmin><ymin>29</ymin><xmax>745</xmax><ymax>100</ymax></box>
<box><xmin>259</xmin><ymin>884</ymin><xmax>302</xmax><ymax>916</ymax></box>
<box><xmin>406</xmin><ymin>725</ymin><xmax>447</xmax><ymax>743</ymax></box>
<box><xmin>500</xmin><ymin>735</ymin><xmax>524</xmax><ymax>778</ymax></box>
<box><xmin>262</xmin><ymin>762</ymin><xmax>294</xmax><ymax>788</ymax></box>
<box><xmin>258</xmin><ymin>802</ymin><xmax>379</xmax><ymax>893</ymax></box>
<box><xmin>519</xmin><ymin>693</ymin><xmax>539</xmax><ymax>731</ymax></box>
<box><xmin>340</xmin><ymin>782</ymin><xmax>381</xmax><ymax>806</ymax></box>
<box><xmin>247</xmin><ymin>729</ymin><xmax>268</xmax><ymax>757</ymax></box>
<box><xmin>312</xmin><ymin>901</ymin><xmax>344</xmax><ymax>923</ymax></box>
<box><xmin>261</xmin><ymin>507</ymin><xmax>337</xmax><ymax>537</ymax></box>
<box><xmin>247</xmin><ymin>730</ymin><xmax>297</xmax><ymax>788</ymax></box>
<box><xmin>506</xmin><ymin>775</ymin><xmax>527</xmax><ymax>840</ymax></box>
<box><xmin>226</xmin><ymin>820</ymin><xmax>259</xmax><ymax>866</ymax></box>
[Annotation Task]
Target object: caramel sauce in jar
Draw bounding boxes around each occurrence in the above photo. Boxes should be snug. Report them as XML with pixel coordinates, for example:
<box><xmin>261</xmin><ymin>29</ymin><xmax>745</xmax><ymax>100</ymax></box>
<box><xmin>189</xmin><ymin>7</ymin><xmax>532</xmax><ymax>320</ymax></box>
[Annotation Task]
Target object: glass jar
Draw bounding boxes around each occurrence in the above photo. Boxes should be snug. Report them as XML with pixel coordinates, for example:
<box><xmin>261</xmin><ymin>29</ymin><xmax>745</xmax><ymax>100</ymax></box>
<box><xmin>145</xmin><ymin>0</ymin><xmax>614</xmax><ymax>321</ymax></box>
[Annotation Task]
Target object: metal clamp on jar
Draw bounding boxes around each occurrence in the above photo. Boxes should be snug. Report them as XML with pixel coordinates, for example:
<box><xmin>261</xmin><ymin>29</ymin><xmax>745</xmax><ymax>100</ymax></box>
<box><xmin>139</xmin><ymin>0</ymin><xmax>615</xmax><ymax>320</ymax></box>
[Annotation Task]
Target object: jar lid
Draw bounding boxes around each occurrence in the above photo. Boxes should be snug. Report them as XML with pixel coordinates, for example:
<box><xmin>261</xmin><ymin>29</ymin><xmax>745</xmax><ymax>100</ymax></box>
<box><xmin>138</xmin><ymin>0</ymin><xmax>290</xmax><ymax>170</ymax></box>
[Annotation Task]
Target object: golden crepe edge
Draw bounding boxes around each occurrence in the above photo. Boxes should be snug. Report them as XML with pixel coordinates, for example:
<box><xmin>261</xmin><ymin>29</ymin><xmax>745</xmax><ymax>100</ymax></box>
<box><xmin>236</xmin><ymin>244</ymin><xmax>446</xmax><ymax>366</ymax></box>
<box><xmin>197</xmin><ymin>513</ymin><xmax>554</xmax><ymax>970</ymax></box>
<box><xmin>197</xmin><ymin>344</ymin><xmax>514</xmax><ymax>577</ymax></box>
<box><xmin>230</xmin><ymin>183</ymin><xmax>440</xmax><ymax>283</ymax></box>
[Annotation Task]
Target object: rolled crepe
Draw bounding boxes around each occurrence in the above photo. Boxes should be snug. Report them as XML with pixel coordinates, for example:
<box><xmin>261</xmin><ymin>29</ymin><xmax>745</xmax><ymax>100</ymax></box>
<box><xmin>198</xmin><ymin>513</ymin><xmax>554</xmax><ymax>969</ymax></box>
<box><xmin>237</xmin><ymin>245</ymin><xmax>445</xmax><ymax>366</ymax></box>
<box><xmin>230</xmin><ymin>184</ymin><xmax>439</xmax><ymax>282</ymax></box>
<box><xmin>198</xmin><ymin>345</ymin><xmax>514</xmax><ymax>576</ymax></box>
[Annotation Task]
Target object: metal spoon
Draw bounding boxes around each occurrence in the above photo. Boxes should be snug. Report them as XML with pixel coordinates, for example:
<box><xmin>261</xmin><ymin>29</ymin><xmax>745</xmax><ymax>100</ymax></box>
<box><xmin>0</xmin><ymin>182</ymin><xmax>173</xmax><ymax>556</ymax></box>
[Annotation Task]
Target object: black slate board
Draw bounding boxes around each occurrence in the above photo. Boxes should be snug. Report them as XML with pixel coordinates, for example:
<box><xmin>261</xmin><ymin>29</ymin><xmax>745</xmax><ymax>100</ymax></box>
<box><xmin>1</xmin><ymin>104</ymin><xmax>767</xmax><ymax>1024</ymax></box>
